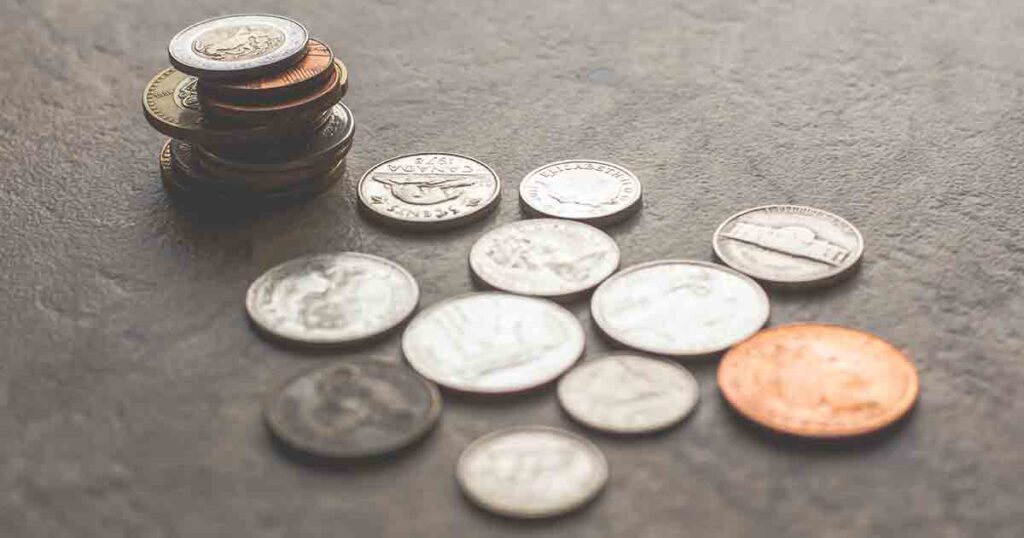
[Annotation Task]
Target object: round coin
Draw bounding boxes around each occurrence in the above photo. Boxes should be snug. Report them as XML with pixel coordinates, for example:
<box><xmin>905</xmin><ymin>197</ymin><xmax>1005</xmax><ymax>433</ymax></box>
<box><xmin>198</xmin><ymin>38</ymin><xmax>336</xmax><ymax>100</ymax></box>
<box><xmin>246</xmin><ymin>253</ymin><xmax>419</xmax><ymax>345</ymax></box>
<box><xmin>718</xmin><ymin>324</ymin><xmax>919</xmax><ymax>438</ymax></box>
<box><xmin>402</xmin><ymin>293</ymin><xmax>584</xmax><ymax>393</ymax></box>
<box><xmin>591</xmin><ymin>260</ymin><xmax>769</xmax><ymax>357</ymax></box>
<box><xmin>200</xmin><ymin>60</ymin><xmax>344</xmax><ymax>121</ymax></box>
<box><xmin>265</xmin><ymin>358</ymin><xmax>442</xmax><ymax>458</ymax></box>
<box><xmin>558</xmin><ymin>354</ymin><xmax>699</xmax><ymax>434</ymax></box>
<box><xmin>168</xmin><ymin>14</ymin><xmax>308</xmax><ymax>79</ymax></box>
<box><xmin>519</xmin><ymin>160</ymin><xmax>642</xmax><ymax>226</ymax></box>
<box><xmin>457</xmin><ymin>426</ymin><xmax>608</xmax><ymax>518</ymax></box>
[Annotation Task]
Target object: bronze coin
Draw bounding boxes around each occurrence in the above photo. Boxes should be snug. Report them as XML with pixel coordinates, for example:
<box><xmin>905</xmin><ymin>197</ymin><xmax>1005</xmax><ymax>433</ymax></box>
<box><xmin>199</xmin><ymin>60</ymin><xmax>346</xmax><ymax>121</ymax></box>
<box><xmin>199</xmin><ymin>39</ymin><xmax>336</xmax><ymax>101</ymax></box>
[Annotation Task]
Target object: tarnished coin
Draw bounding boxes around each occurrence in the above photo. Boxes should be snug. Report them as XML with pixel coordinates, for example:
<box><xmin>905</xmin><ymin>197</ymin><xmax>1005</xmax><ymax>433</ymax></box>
<box><xmin>558</xmin><ymin>354</ymin><xmax>699</xmax><ymax>434</ymax></box>
<box><xmin>265</xmin><ymin>358</ymin><xmax>442</xmax><ymax>458</ymax></box>
<box><xmin>198</xmin><ymin>38</ymin><xmax>337</xmax><ymax>100</ymax></box>
<box><xmin>168</xmin><ymin>14</ymin><xmax>308</xmax><ymax>79</ymax></box>
<box><xmin>246</xmin><ymin>253</ymin><xmax>419</xmax><ymax>345</ymax></box>
<box><xmin>200</xmin><ymin>60</ymin><xmax>345</xmax><ymax>121</ymax></box>
<box><xmin>713</xmin><ymin>205</ymin><xmax>864</xmax><ymax>287</ymax></box>
<box><xmin>519</xmin><ymin>160</ymin><xmax>641</xmax><ymax>226</ymax></box>
<box><xmin>718</xmin><ymin>324</ymin><xmax>919</xmax><ymax>438</ymax></box>
<box><xmin>402</xmin><ymin>293</ymin><xmax>584</xmax><ymax>393</ymax></box>
<box><xmin>469</xmin><ymin>219</ymin><xmax>619</xmax><ymax>301</ymax></box>
<box><xmin>457</xmin><ymin>427</ymin><xmax>608</xmax><ymax>518</ymax></box>
<box><xmin>591</xmin><ymin>260</ymin><xmax>769</xmax><ymax>357</ymax></box>
<box><xmin>358</xmin><ymin>153</ymin><xmax>501</xmax><ymax>230</ymax></box>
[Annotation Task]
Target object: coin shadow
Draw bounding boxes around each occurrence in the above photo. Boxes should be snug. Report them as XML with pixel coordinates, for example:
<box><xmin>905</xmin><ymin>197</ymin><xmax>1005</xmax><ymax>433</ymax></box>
<box><xmin>264</xmin><ymin>421</ymin><xmax>440</xmax><ymax>473</ymax></box>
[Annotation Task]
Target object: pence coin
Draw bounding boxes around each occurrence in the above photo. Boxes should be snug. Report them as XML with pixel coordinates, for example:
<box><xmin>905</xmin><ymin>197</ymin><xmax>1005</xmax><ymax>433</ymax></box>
<box><xmin>168</xmin><ymin>14</ymin><xmax>308</xmax><ymax>80</ymax></box>
<box><xmin>265</xmin><ymin>358</ymin><xmax>442</xmax><ymax>458</ymax></box>
<box><xmin>198</xmin><ymin>38</ymin><xmax>337</xmax><ymax>100</ymax></box>
<box><xmin>469</xmin><ymin>219</ymin><xmax>619</xmax><ymax>301</ymax></box>
<box><xmin>718</xmin><ymin>324</ymin><xmax>919</xmax><ymax>438</ymax></box>
<box><xmin>200</xmin><ymin>60</ymin><xmax>345</xmax><ymax>121</ymax></box>
<box><xmin>558</xmin><ymin>354</ymin><xmax>699</xmax><ymax>434</ymax></box>
<box><xmin>519</xmin><ymin>160</ymin><xmax>641</xmax><ymax>226</ymax></box>
<box><xmin>457</xmin><ymin>427</ymin><xmax>608</xmax><ymax>518</ymax></box>
<box><xmin>246</xmin><ymin>253</ymin><xmax>419</xmax><ymax>345</ymax></box>
<box><xmin>591</xmin><ymin>260</ymin><xmax>769</xmax><ymax>357</ymax></box>
<box><xmin>358</xmin><ymin>153</ymin><xmax>501</xmax><ymax>230</ymax></box>
<box><xmin>402</xmin><ymin>293</ymin><xmax>584</xmax><ymax>393</ymax></box>
<box><xmin>713</xmin><ymin>205</ymin><xmax>864</xmax><ymax>287</ymax></box>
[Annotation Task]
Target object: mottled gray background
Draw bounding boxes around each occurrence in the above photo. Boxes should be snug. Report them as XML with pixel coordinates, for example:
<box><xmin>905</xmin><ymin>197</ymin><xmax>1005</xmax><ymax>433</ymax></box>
<box><xmin>2</xmin><ymin>0</ymin><xmax>1022</xmax><ymax>536</ymax></box>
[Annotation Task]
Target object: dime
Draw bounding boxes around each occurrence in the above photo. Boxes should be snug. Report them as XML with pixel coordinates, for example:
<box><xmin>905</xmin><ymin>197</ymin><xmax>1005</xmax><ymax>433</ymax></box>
<box><xmin>713</xmin><ymin>205</ymin><xmax>864</xmax><ymax>287</ymax></box>
<box><xmin>457</xmin><ymin>427</ymin><xmax>608</xmax><ymax>518</ymax></box>
<box><xmin>246</xmin><ymin>253</ymin><xmax>419</xmax><ymax>345</ymax></box>
<box><xmin>469</xmin><ymin>219</ymin><xmax>619</xmax><ymax>300</ymax></box>
<box><xmin>591</xmin><ymin>260</ymin><xmax>769</xmax><ymax>357</ymax></box>
<box><xmin>401</xmin><ymin>293</ymin><xmax>584</xmax><ymax>393</ymax></box>
<box><xmin>718</xmin><ymin>324</ymin><xmax>919</xmax><ymax>438</ymax></box>
<box><xmin>519</xmin><ymin>160</ymin><xmax>641</xmax><ymax>226</ymax></box>
<box><xmin>358</xmin><ymin>153</ymin><xmax>501</xmax><ymax>230</ymax></box>
<box><xmin>265</xmin><ymin>358</ymin><xmax>442</xmax><ymax>458</ymax></box>
<box><xmin>557</xmin><ymin>354</ymin><xmax>699</xmax><ymax>434</ymax></box>
<box><xmin>168</xmin><ymin>14</ymin><xmax>308</xmax><ymax>80</ymax></box>
<box><xmin>200</xmin><ymin>60</ymin><xmax>345</xmax><ymax>121</ymax></box>
<box><xmin>198</xmin><ymin>39</ymin><xmax>337</xmax><ymax>100</ymax></box>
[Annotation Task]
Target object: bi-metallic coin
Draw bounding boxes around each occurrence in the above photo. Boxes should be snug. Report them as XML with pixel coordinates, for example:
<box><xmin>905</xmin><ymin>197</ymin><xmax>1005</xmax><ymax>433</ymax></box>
<box><xmin>198</xmin><ymin>38</ymin><xmax>337</xmax><ymax>100</ymax></box>
<box><xmin>168</xmin><ymin>14</ymin><xmax>309</xmax><ymax>80</ymax></box>
<box><xmin>519</xmin><ymin>160</ymin><xmax>642</xmax><ymax>226</ymax></box>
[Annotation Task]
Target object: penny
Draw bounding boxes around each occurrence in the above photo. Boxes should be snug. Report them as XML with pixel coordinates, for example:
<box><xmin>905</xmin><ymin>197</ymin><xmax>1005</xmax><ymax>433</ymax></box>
<box><xmin>198</xmin><ymin>39</ymin><xmax>337</xmax><ymax>100</ymax></box>
<box><xmin>246</xmin><ymin>253</ymin><xmax>419</xmax><ymax>345</ymax></box>
<box><xmin>401</xmin><ymin>293</ymin><xmax>584</xmax><ymax>393</ymax></box>
<box><xmin>469</xmin><ymin>219</ymin><xmax>619</xmax><ymax>301</ymax></box>
<box><xmin>265</xmin><ymin>358</ymin><xmax>442</xmax><ymax>458</ymax></box>
<box><xmin>200</xmin><ymin>60</ymin><xmax>345</xmax><ymax>121</ymax></box>
<box><xmin>358</xmin><ymin>153</ymin><xmax>501</xmax><ymax>230</ymax></box>
<box><xmin>457</xmin><ymin>426</ymin><xmax>608</xmax><ymax>518</ymax></box>
<box><xmin>591</xmin><ymin>260</ymin><xmax>769</xmax><ymax>357</ymax></box>
<box><xmin>519</xmin><ymin>160</ymin><xmax>642</xmax><ymax>226</ymax></box>
<box><xmin>558</xmin><ymin>354</ymin><xmax>699</xmax><ymax>434</ymax></box>
<box><xmin>713</xmin><ymin>205</ymin><xmax>864</xmax><ymax>287</ymax></box>
<box><xmin>718</xmin><ymin>324</ymin><xmax>919</xmax><ymax>438</ymax></box>
<box><xmin>168</xmin><ymin>14</ymin><xmax>308</xmax><ymax>80</ymax></box>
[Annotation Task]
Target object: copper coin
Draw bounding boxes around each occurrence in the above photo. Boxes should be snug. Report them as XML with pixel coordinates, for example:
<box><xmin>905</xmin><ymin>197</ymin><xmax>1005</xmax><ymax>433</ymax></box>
<box><xmin>200</xmin><ymin>60</ymin><xmax>345</xmax><ymax>120</ymax></box>
<box><xmin>199</xmin><ymin>39</ymin><xmax>336</xmax><ymax>100</ymax></box>
<box><xmin>718</xmin><ymin>324</ymin><xmax>919</xmax><ymax>438</ymax></box>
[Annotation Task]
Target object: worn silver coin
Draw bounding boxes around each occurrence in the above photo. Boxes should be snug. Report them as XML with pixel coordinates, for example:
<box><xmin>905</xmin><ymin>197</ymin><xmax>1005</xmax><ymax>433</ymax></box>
<box><xmin>519</xmin><ymin>160</ymin><xmax>642</xmax><ymax>226</ymax></box>
<box><xmin>401</xmin><ymin>293</ymin><xmax>584</xmax><ymax>393</ymax></box>
<box><xmin>168</xmin><ymin>14</ymin><xmax>308</xmax><ymax>79</ymax></box>
<box><xmin>591</xmin><ymin>260</ymin><xmax>769</xmax><ymax>357</ymax></box>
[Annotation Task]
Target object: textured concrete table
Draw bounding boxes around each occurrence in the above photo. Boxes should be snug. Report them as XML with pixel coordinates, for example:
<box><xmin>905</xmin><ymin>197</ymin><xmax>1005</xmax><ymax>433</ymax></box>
<box><xmin>2</xmin><ymin>1</ymin><xmax>1022</xmax><ymax>536</ymax></box>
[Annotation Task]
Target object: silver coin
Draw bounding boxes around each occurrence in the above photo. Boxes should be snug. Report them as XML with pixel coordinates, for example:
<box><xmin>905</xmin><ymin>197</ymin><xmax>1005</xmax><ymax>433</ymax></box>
<box><xmin>401</xmin><ymin>293</ymin><xmax>584</xmax><ymax>393</ymax></box>
<box><xmin>591</xmin><ymin>260</ymin><xmax>769</xmax><ymax>357</ymax></box>
<box><xmin>469</xmin><ymin>219</ymin><xmax>620</xmax><ymax>301</ymax></box>
<box><xmin>457</xmin><ymin>426</ymin><xmax>608</xmax><ymax>518</ymax></box>
<box><xmin>265</xmin><ymin>358</ymin><xmax>441</xmax><ymax>459</ymax></box>
<box><xmin>713</xmin><ymin>205</ymin><xmax>864</xmax><ymax>287</ymax></box>
<box><xmin>168</xmin><ymin>14</ymin><xmax>308</xmax><ymax>79</ymax></box>
<box><xmin>358</xmin><ymin>153</ymin><xmax>501</xmax><ymax>230</ymax></box>
<box><xmin>557</xmin><ymin>354</ymin><xmax>699</xmax><ymax>434</ymax></box>
<box><xmin>519</xmin><ymin>160</ymin><xmax>642</xmax><ymax>226</ymax></box>
<box><xmin>246</xmin><ymin>253</ymin><xmax>419</xmax><ymax>345</ymax></box>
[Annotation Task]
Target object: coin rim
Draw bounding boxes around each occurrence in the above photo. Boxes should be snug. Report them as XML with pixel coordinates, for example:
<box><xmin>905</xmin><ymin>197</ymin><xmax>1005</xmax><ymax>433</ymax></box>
<box><xmin>518</xmin><ymin>159</ymin><xmax>643</xmax><ymax>226</ymax></box>
<box><xmin>200</xmin><ymin>61</ymin><xmax>344</xmax><ymax>119</ymax></box>
<box><xmin>201</xmin><ymin>38</ymin><xmax>336</xmax><ymax>96</ymax></box>
<box><xmin>168</xmin><ymin>14</ymin><xmax>309</xmax><ymax>79</ymax></box>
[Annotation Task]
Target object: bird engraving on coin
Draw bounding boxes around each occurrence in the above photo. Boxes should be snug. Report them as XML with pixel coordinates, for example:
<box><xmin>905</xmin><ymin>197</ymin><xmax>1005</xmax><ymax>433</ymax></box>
<box><xmin>169</xmin><ymin>15</ymin><xmax>308</xmax><ymax>79</ymax></box>
<box><xmin>519</xmin><ymin>160</ymin><xmax>641</xmax><ymax>225</ymax></box>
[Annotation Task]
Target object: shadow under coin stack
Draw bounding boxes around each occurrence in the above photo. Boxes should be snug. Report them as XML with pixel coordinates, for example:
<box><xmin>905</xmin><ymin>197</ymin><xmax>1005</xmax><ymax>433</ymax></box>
<box><xmin>143</xmin><ymin>14</ymin><xmax>354</xmax><ymax>205</ymax></box>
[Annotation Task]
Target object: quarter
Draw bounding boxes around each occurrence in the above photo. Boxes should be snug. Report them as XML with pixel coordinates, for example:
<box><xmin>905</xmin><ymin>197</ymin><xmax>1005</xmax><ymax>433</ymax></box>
<box><xmin>519</xmin><ymin>160</ymin><xmax>641</xmax><ymax>226</ymax></box>
<box><xmin>168</xmin><ymin>14</ymin><xmax>308</xmax><ymax>79</ymax></box>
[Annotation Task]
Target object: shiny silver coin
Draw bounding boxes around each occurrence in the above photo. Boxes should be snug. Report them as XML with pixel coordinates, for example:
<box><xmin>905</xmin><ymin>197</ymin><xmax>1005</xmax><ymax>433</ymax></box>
<box><xmin>558</xmin><ymin>354</ymin><xmax>699</xmax><ymax>434</ymax></box>
<box><xmin>168</xmin><ymin>14</ymin><xmax>308</xmax><ymax>80</ymax></box>
<box><xmin>469</xmin><ymin>219</ymin><xmax>619</xmax><ymax>301</ymax></box>
<box><xmin>358</xmin><ymin>153</ymin><xmax>501</xmax><ymax>230</ymax></box>
<box><xmin>401</xmin><ymin>293</ymin><xmax>584</xmax><ymax>393</ymax></box>
<box><xmin>265</xmin><ymin>358</ymin><xmax>441</xmax><ymax>458</ymax></box>
<box><xmin>247</xmin><ymin>253</ymin><xmax>419</xmax><ymax>345</ymax></box>
<box><xmin>457</xmin><ymin>426</ymin><xmax>608</xmax><ymax>518</ymax></box>
<box><xmin>591</xmin><ymin>260</ymin><xmax>769</xmax><ymax>357</ymax></box>
<box><xmin>519</xmin><ymin>160</ymin><xmax>642</xmax><ymax>226</ymax></box>
<box><xmin>713</xmin><ymin>205</ymin><xmax>864</xmax><ymax>287</ymax></box>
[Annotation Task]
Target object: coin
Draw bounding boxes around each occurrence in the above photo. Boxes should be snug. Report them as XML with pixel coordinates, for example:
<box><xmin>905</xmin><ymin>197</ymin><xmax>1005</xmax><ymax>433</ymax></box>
<box><xmin>168</xmin><ymin>14</ymin><xmax>308</xmax><ymax>80</ymax></box>
<box><xmin>200</xmin><ymin>60</ymin><xmax>345</xmax><ymax>121</ymax></box>
<box><xmin>591</xmin><ymin>260</ymin><xmax>769</xmax><ymax>357</ymax></box>
<box><xmin>198</xmin><ymin>38</ymin><xmax>337</xmax><ymax>100</ymax></box>
<box><xmin>519</xmin><ymin>160</ymin><xmax>642</xmax><ymax>226</ymax></box>
<box><xmin>265</xmin><ymin>358</ymin><xmax>442</xmax><ymax>458</ymax></box>
<box><xmin>718</xmin><ymin>324</ymin><xmax>919</xmax><ymax>438</ymax></box>
<box><xmin>246</xmin><ymin>253</ymin><xmax>419</xmax><ymax>345</ymax></box>
<box><xmin>457</xmin><ymin>426</ymin><xmax>608</xmax><ymax>518</ymax></box>
<box><xmin>401</xmin><ymin>293</ymin><xmax>584</xmax><ymax>393</ymax></box>
<box><xmin>469</xmin><ymin>219</ymin><xmax>619</xmax><ymax>301</ymax></box>
<box><xmin>358</xmin><ymin>153</ymin><xmax>501</xmax><ymax>230</ymax></box>
<box><xmin>557</xmin><ymin>354</ymin><xmax>699</xmax><ymax>434</ymax></box>
<box><xmin>713</xmin><ymin>205</ymin><xmax>864</xmax><ymax>287</ymax></box>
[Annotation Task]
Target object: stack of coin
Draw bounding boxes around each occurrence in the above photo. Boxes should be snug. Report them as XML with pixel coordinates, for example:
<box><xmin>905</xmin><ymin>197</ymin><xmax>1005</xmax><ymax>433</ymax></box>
<box><xmin>143</xmin><ymin>14</ymin><xmax>354</xmax><ymax>204</ymax></box>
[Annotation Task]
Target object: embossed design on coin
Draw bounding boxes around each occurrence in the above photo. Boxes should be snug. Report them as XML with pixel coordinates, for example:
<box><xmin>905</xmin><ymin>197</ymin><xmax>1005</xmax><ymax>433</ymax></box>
<box><xmin>591</xmin><ymin>260</ymin><xmax>769</xmax><ymax>357</ymax></box>
<box><xmin>558</xmin><ymin>354</ymin><xmax>699</xmax><ymax>434</ymax></box>
<box><xmin>457</xmin><ymin>427</ymin><xmax>608</xmax><ymax>518</ymax></box>
<box><xmin>172</xmin><ymin>76</ymin><xmax>200</xmax><ymax>111</ymax></box>
<box><xmin>718</xmin><ymin>324</ymin><xmax>919</xmax><ymax>438</ymax></box>
<box><xmin>192</xmin><ymin>24</ymin><xmax>285</xmax><ymax>61</ymax></box>
<box><xmin>169</xmin><ymin>15</ymin><xmax>308</xmax><ymax>79</ymax></box>
<box><xmin>202</xmin><ymin>39</ymin><xmax>336</xmax><ymax>97</ymax></box>
<box><xmin>246</xmin><ymin>253</ymin><xmax>419</xmax><ymax>345</ymax></box>
<box><xmin>519</xmin><ymin>160</ymin><xmax>641</xmax><ymax>226</ymax></box>
<box><xmin>402</xmin><ymin>293</ymin><xmax>584</xmax><ymax>393</ymax></box>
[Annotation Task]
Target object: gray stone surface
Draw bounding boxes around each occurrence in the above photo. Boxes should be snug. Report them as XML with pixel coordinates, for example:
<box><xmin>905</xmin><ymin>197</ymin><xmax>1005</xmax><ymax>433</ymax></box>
<box><xmin>1</xmin><ymin>0</ymin><xmax>1023</xmax><ymax>536</ymax></box>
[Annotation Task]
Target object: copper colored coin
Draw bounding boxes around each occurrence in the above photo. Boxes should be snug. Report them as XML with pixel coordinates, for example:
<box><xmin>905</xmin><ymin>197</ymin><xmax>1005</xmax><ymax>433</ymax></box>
<box><xmin>200</xmin><ymin>60</ymin><xmax>345</xmax><ymax>120</ymax></box>
<box><xmin>199</xmin><ymin>40</ymin><xmax>338</xmax><ymax>100</ymax></box>
<box><xmin>718</xmin><ymin>324</ymin><xmax>919</xmax><ymax>438</ymax></box>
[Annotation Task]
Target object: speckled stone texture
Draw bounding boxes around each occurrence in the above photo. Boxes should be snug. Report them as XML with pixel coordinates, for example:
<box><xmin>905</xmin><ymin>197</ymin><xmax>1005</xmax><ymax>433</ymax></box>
<box><xmin>2</xmin><ymin>0</ymin><xmax>1022</xmax><ymax>536</ymax></box>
